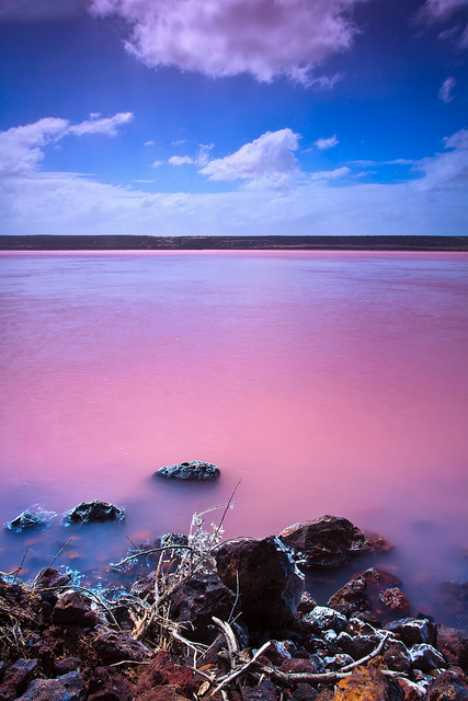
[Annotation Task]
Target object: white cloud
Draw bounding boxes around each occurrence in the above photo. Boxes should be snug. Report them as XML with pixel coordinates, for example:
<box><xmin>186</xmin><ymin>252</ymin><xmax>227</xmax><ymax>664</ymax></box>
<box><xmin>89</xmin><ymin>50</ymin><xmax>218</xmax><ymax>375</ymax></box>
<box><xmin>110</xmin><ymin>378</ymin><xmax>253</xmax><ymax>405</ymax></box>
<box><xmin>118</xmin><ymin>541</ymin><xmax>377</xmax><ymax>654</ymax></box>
<box><xmin>89</xmin><ymin>0</ymin><xmax>369</xmax><ymax>85</ymax></box>
<box><xmin>151</xmin><ymin>160</ymin><xmax>164</xmax><ymax>168</ymax></box>
<box><xmin>420</xmin><ymin>0</ymin><xmax>468</xmax><ymax>20</ymax></box>
<box><xmin>67</xmin><ymin>112</ymin><xmax>134</xmax><ymax>137</ymax></box>
<box><xmin>168</xmin><ymin>144</ymin><xmax>214</xmax><ymax>168</ymax></box>
<box><xmin>0</xmin><ymin>113</ymin><xmax>133</xmax><ymax>178</ymax></box>
<box><xmin>439</xmin><ymin>76</ymin><xmax>456</xmax><ymax>102</ymax></box>
<box><xmin>200</xmin><ymin>129</ymin><xmax>299</xmax><ymax>182</ymax></box>
<box><xmin>168</xmin><ymin>155</ymin><xmax>195</xmax><ymax>167</ymax></box>
<box><xmin>2</xmin><ymin>119</ymin><xmax>468</xmax><ymax>237</ymax></box>
<box><xmin>144</xmin><ymin>140</ymin><xmax>156</xmax><ymax>147</ymax></box>
<box><xmin>314</xmin><ymin>135</ymin><xmax>339</xmax><ymax>151</ymax></box>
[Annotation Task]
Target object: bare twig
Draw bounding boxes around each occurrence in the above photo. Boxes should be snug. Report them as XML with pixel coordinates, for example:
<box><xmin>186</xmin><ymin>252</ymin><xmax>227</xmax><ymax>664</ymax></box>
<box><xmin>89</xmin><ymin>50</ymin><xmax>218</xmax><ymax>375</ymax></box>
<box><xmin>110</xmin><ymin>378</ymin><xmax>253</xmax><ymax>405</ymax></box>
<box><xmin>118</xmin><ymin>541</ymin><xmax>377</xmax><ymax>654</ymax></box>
<box><xmin>211</xmin><ymin>641</ymin><xmax>271</xmax><ymax>697</ymax></box>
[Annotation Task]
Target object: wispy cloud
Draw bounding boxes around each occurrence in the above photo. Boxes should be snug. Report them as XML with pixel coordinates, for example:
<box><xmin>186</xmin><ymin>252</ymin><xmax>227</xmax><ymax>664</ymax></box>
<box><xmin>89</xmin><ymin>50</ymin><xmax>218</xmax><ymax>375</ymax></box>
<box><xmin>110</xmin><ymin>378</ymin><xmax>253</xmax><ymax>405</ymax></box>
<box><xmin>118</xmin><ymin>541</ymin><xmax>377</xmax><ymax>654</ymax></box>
<box><xmin>439</xmin><ymin>76</ymin><xmax>456</xmax><ymax>102</ymax></box>
<box><xmin>89</xmin><ymin>0</ymin><xmax>369</xmax><ymax>86</ymax></box>
<box><xmin>314</xmin><ymin>135</ymin><xmax>339</xmax><ymax>151</ymax></box>
<box><xmin>168</xmin><ymin>144</ymin><xmax>214</xmax><ymax>168</ymax></box>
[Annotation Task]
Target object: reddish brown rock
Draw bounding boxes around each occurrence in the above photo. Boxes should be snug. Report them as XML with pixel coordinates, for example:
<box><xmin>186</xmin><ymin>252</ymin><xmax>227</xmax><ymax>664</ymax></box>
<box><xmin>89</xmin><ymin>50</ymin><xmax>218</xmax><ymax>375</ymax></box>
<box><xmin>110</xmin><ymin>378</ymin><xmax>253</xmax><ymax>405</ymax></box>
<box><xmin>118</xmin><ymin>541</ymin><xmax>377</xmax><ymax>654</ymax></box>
<box><xmin>279</xmin><ymin>516</ymin><xmax>368</xmax><ymax>569</ymax></box>
<box><xmin>395</xmin><ymin>678</ymin><xmax>426</xmax><ymax>701</ymax></box>
<box><xmin>215</xmin><ymin>536</ymin><xmax>303</xmax><ymax>631</ymax></box>
<box><xmin>328</xmin><ymin>568</ymin><xmax>407</xmax><ymax>624</ymax></box>
<box><xmin>379</xmin><ymin>587</ymin><xmax>410</xmax><ymax>616</ymax></box>
<box><xmin>87</xmin><ymin>665</ymin><xmax>134</xmax><ymax>701</ymax></box>
<box><xmin>134</xmin><ymin>652</ymin><xmax>197</xmax><ymax>701</ymax></box>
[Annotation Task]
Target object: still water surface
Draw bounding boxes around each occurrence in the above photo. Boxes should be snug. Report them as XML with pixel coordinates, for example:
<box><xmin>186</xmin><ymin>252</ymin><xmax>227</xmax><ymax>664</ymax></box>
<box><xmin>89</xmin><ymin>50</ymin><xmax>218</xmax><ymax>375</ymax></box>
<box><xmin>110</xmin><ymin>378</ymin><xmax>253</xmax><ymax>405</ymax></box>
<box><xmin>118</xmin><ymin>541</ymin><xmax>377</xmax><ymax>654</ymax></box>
<box><xmin>1</xmin><ymin>251</ymin><xmax>467</xmax><ymax>617</ymax></box>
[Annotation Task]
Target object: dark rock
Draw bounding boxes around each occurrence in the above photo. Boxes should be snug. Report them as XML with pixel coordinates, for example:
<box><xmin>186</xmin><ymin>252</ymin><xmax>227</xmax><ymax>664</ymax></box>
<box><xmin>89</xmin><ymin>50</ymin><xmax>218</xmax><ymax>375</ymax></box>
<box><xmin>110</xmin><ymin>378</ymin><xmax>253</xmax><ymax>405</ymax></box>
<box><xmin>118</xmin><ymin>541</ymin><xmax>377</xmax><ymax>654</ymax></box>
<box><xmin>302</xmin><ymin>605</ymin><xmax>347</xmax><ymax>633</ymax></box>
<box><xmin>155</xmin><ymin>460</ymin><xmax>220</xmax><ymax>481</ymax></box>
<box><xmin>240</xmin><ymin>679</ymin><xmax>278</xmax><ymax>701</ymax></box>
<box><xmin>383</xmin><ymin>640</ymin><xmax>412</xmax><ymax>673</ymax></box>
<box><xmin>215</xmin><ymin>536</ymin><xmax>303</xmax><ymax>631</ymax></box>
<box><xmin>426</xmin><ymin>671</ymin><xmax>468</xmax><ymax>700</ymax></box>
<box><xmin>336</xmin><ymin>631</ymin><xmax>380</xmax><ymax>659</ymax></box>
<box><xmin>346</xmin><ymin>617</ymin><xmax>378</xmax><ymax>637</ymax></box>
<box><xmin>395</xmin><ymin>678</ymin><xmax>427</xmax><ymax>700</ymax></box>
<box><xmin>52</xmin><ymin>590</ymin><xmax>98</xmax><ymax>627</ymax></box>
<box><xmin>333</xmin><ymin>665</ymin><xmax>403</xmax><ymax>700</ymax></box>
<box><xmin>297</xmin><ymin>591</ymin><xmax>317</xmax><ymax>615</ymax></box>
<box><xmin>53</xmin><ymin>656</ymin><xmax>81</xmax><ymax>675</ymax></box>
<box><xmin>169</xmin><ymin>572</ymin><xmax>235</xmax><ymax>643</ymax></box>
<box><xmin>93</xmin><ymin>628</ymin><xmax>151</xmax><ymax>664</ymax></box>
<box><xmin>16</xmin><ymin>672</ymin><xmax>84</xmax><ymax>701</ymax></box>
<box><xmin>35</xmin><ymin>567</ymin><xmax>72</xmax><ymax>591</ymax></box>
<box><xmin>0</xmin><ymin>659</ymin><xmax>38</xmax><ymax>701</ymax></box>
<box><xmin>6</xmin><ymin>507</ymin><xmax>56</xmax><ymax>532</ymax></box>
<box><xmin>328</xmin><ymin>568</ymin><xmax>406</xmax><ymax>624</ymax></box>
<box><xmin>386</xmin><ymin>617</ymin><xmax>436</xmax><ymax>646</ymax></box>
<box><xmin>409</xmin><ymin>643</ymin><xmax>447</xmax><ymax>672</ymax></box>
<box><xmin>323</xmin><ymin>653</ymin><xmax>354</xmax><ymax>670</ymax></box>
<box><xmin>263</xmin><ymin>640</ymin><xmax>296</xmax><ymax>666</ymax></box>
<box><xmin>65</xmin><ymin>501</ymin><xmax>125</xmax><ymax>524</ymax></box>
<box><xmin>87</xmin><ymin>666</ymin><xmax>134</xmax><ymax>701</ymax></box>
<box><xmin>437</xmin><ymin>625</ymin><xmax>468</xmax><ymax>672</ymax></box>
<box><xmin>279</xmin><ymin>658</ymin><xmax>321</xmax><ymax>674</ymax></box>
<box><xmin>291</xmin><ymin>683</ymin><xmax>319</xmax><ymax>701</ymax></box>
<box><xmin>279</xmin><ymin>515</ymin><xmax>369</xmax><ymax>569</ymax></box>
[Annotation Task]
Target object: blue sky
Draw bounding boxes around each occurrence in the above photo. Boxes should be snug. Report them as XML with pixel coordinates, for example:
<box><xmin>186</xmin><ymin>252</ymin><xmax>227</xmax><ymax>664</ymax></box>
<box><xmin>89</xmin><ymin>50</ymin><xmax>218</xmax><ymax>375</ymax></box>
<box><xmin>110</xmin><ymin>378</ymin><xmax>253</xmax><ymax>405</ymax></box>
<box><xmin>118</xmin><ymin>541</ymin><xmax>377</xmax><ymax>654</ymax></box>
<box><xmin>0</xmin><ymin>0</ymin><xmax>467</xmax><ymax>235</ymax></box>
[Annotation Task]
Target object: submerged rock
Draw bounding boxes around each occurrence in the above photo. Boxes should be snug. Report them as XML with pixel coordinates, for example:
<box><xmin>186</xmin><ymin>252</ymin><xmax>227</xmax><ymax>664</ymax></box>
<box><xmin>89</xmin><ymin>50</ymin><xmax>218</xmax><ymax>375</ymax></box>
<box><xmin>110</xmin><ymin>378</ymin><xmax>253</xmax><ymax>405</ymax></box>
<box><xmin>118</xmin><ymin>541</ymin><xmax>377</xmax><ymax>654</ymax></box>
<box><xmin>279</xmin><ymin>515</ymin><xmax>376</xmax><ymax>569</ymax></box>
<box><xmin>155</xmin><ymin>460</ymin><xmax>220</xmax><ymax>481</ymax></box>
<box><xmin>215</xmin><ymin>536</ymin><xmax>303</xmax><ymax>632</ymax></box>
<box><xmin>5</xmin><ymin>506</ymin><xmax>56</xmax><ymax>533</ymax></box>
<box><xmin>64</xmin><ymin>500</ymin><xmax>125</xmax><ymax>525</ymax></box>
<box><xmin>328</xmin><ymin>568</ymin><xmax>407</xmax><ymax>624</ymax></box>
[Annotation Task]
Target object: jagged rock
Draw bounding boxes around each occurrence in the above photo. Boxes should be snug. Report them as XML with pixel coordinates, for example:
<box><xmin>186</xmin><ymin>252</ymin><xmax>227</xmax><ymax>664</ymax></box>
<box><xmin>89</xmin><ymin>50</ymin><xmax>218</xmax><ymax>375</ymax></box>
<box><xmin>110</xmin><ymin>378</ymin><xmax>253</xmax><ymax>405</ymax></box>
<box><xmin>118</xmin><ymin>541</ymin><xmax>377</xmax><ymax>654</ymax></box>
<box><xmin>323</xmin><ymin>653</ymin><xmax>354</xmax><ymax>670</ymax></box>
<box><xmin>279</xmin><ymin>657</ymin><xmax>321</xmax><ymax>674</ymax></box>
<box><xmin>291</xmin><ymin>683</ymin><xmax>319</xmax><ymax>701</ymax></box>
<box><xmin>6</xmin><ymin>507</ymin><xmax>56</xmax><ymax>532</ymax></box>
<box><xmin>426</xmin><ymin>671</ymin><xmax>468</xmax><ymax>700</ymax></box>
<box><xmin>333</xmin><ymin>665</ymin><xmax>403</xmax><ymax>700</ymax></box>
<box><xmin>34</xmin><ymin>567</ymin><xmax>73</xmax><ymax>608</ymax></box>
<box><xmin>241</xmin><ymin>679</ymin><xmax>278</xmax><ymax>701</ymax></box>
<box><xmin>215</xmin><ymin>536</ymin><xmax>303</xmax><ymax>631</ymax></box>
<box><xmin>155</xmin><ymin>460</ymin><xmax>220</xmax><ymax>481</ymax></box>
<box><xmin>16</xmin><ymin>672</ymin><xmax>84</xmax><ymax>701</ymax></box>
<box><xmin>386</xmin><ymin>618</ymin><xmax>436</xmax><ymax>646</ymax></box>
<box><xmin>169</xmin><ymin>572</ymin><xmax>235</xmax><ymax>643</ymax></box>
<box><xmin>0</xmin><ymin>659</ymin><xmax>38</xmax><ymax>701</ymax></box>
<box><xmin>279</xmin><ymin>515</ymin><xmax>369</xmax><ymax>569</ymax></box>
<box><xmin>65</xmin><ymin>500</ymin><xmax>125</xmax><ymax>524</ymax></box>
<box><xmin>302</xmin><ymin>606</ymin><xmax>347</xmax><ymax>634</ymax></box>
<box><xmin>328</xmin><ymin>568</ymin><xmax>406</xmax><ymax>624</ymax></box>
<box><xmin>409</xmin><ymin>643</ymin><xmax>447</xmax><ymax>672</ymax></box>
<box><xmin>93</xmin><ymin>628</ymin><xmax>151</xmax><ymax>664</ymax></box>
<box><xmin>52</xmin><ymin>590</ymin><xmax>98</xmax><ymax>627</ymax></box>
<box><xmin>264</xmin><ymin>641</ymin><xmax>296</xmax><ymax>665</ymax></box>
<box><xmin>383</xmin><ymin>641</ymin><xmax>412</xmax><ymax>673</ymax></box>
<box><xmin>346</xmin><ymin>617</ymin><xmax>378</xmax><ymax>637</ymax></box>
<box><xmin>437</xmin><ymin>625</ymin><xmax>468</xmax><ymax>672</ymax></box>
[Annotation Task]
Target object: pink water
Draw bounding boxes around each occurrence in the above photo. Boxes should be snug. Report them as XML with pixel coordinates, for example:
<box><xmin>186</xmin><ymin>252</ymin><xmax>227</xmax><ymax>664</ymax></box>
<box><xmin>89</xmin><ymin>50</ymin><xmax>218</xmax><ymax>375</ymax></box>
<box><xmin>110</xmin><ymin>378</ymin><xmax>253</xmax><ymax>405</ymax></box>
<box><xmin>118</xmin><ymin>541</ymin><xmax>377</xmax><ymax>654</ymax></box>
<box><xmin>1</xmin><ymin>251</ymin><xmax>467</xmax><ymax>618</ymax></box>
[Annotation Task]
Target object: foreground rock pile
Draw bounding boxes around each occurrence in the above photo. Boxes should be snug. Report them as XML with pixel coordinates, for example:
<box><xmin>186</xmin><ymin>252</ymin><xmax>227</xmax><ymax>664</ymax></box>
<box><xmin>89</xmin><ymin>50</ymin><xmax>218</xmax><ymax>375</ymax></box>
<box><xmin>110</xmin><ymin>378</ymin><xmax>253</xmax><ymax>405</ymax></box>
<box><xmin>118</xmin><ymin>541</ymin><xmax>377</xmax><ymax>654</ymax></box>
<box><xmin>0</xmin><ymin>515</ymin><xmax>467</xmax><ymax>700</ymax></box>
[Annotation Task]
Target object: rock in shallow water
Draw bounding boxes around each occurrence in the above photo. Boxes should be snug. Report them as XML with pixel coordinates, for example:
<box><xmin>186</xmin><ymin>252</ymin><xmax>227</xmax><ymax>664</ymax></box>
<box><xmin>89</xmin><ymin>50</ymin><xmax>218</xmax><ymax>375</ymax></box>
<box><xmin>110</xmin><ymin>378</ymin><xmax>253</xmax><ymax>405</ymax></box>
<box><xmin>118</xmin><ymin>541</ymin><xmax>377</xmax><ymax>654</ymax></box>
<box><xmin>64</xmin><ymin>500</ymin><xmax>125</xmax><ymax>525</ymax></box>
<box><xmin>328</xmin><ymin>568</ymin><xmax>407</xmax><ymax>624</ymax></box>
<box><xmin>279</xmin><ymin>515</ymin><xmax>383</xmax><ymax>570</ymax></box>
<box><xmin>5</xmin><ymin>506</ymin><xmax>56</xmax><ymax>533</ymax></box>
<box><xmin>155</xmin><ymin>460</ymin><xmax>220</xmax><ymax>481</ymax></box>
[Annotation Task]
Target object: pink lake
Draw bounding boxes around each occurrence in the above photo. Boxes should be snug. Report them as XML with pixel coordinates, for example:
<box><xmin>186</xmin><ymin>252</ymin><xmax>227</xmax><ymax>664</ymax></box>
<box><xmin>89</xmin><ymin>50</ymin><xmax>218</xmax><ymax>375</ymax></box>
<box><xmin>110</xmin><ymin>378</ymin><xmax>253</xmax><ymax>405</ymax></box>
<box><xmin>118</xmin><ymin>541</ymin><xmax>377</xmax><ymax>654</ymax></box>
<box><xmin>1</xmin><ymin>251</ymin><xmax>467</xmax><ymax>620</ymax></box>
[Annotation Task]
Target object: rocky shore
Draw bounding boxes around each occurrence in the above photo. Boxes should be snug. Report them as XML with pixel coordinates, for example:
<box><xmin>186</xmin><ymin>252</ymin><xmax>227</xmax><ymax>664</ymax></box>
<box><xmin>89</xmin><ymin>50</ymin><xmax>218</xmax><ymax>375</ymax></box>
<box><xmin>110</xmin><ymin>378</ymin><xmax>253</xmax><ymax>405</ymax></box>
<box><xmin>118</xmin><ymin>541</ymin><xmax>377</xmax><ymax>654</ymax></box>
<box><xmin>1</xmin><ymin>513</ymin><xmax>467</xmax><ymax>700</ymax></box>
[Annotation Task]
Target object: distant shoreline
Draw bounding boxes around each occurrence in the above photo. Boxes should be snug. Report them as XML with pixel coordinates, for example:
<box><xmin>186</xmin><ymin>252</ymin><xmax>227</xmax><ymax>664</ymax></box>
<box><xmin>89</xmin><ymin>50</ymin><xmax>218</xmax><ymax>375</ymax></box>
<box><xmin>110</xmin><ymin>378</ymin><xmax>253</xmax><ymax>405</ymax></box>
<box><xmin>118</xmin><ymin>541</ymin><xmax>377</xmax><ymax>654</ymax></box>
<box><xmin>1</xmin><ymin>234</ymin><xmax>468</xmax><ymax>251</ymax></box>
